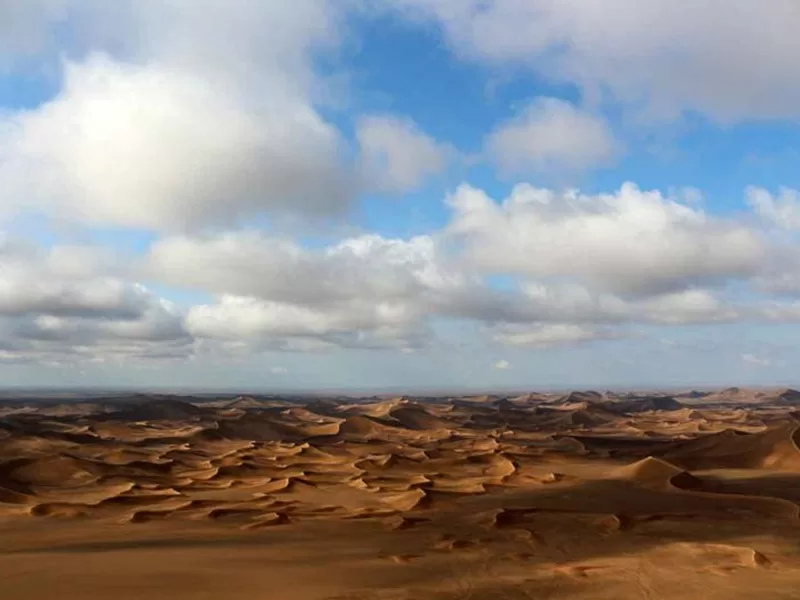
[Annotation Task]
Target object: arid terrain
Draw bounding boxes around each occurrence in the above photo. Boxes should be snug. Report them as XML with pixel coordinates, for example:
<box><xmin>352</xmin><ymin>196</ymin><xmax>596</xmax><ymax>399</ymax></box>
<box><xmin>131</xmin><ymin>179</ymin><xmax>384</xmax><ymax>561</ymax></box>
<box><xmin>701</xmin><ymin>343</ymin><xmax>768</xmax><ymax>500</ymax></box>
<box><xmin>2</xmin><ymin>388</ymin><xmax>800</xmax><ymax>599</ymax></box>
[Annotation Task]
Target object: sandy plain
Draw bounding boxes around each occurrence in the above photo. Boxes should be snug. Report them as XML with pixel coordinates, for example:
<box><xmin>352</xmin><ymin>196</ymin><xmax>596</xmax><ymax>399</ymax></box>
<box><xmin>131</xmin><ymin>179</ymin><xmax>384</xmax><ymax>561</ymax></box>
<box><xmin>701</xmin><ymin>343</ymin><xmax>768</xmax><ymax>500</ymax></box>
<box><xmin>2</xmin><ymin>387</ymin><xmax>800</xmax><ymax>599</ymax></box>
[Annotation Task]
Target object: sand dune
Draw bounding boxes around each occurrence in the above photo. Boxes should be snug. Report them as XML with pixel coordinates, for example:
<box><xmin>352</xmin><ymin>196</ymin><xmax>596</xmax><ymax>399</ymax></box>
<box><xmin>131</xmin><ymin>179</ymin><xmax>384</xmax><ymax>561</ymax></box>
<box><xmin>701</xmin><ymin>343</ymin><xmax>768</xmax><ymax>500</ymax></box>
<box><xmin>612</xmin><ymin>456</ymin><xmax>702</xmax><ymax>490</ymax></box>
<box><xmin>2</xmin><ymin>389</ymin><xmax>800</xmax><ymax>599</ymax></box>
<box><xmin>663</xmin><ymin>423</ymin><xmax>800</xmax><ymax>470</ymax></box>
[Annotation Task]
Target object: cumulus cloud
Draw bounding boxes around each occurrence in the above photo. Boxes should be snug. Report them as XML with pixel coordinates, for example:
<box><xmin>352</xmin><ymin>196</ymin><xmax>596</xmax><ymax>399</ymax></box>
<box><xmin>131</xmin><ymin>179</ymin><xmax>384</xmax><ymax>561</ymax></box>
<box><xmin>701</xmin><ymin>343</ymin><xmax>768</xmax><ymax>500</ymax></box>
<box><xmin>147</xmin><ymin>228</ymin><xmax>679</xmax><ymax>337</ymax></box>
<box><xmin>487</xmin><ymin>98</ymin><xmax>619</xmax><ymax>174</ymax></box>
<box><xmin>0</xmin><ymin>1</ymin><xmax>360</xmax><ymax>231</ymax></box>
<box><xmin>388</xmin><ymin>0</ymin><xmax>800</xmax><ymax>122</ymax></box>
<box><xmin>9</xmin><ymin>1</ymin><xmax>800</xmax><ymax>380</ymax></box>
<box><xmin>0</xmin><ymin>237</ymin><xmax>191</xmax><ymax>364</ymax></box>
<box><xmin>1</xmin><ymin>192</ymin><xmax>800</xmax><ymax>368</ymax></box>
<box><xmin>446</xmin><ymin>182</ymin><xmax>764</xmax><ymax>296</ymax></box>
<box><xmin>0</xmin><ymin>238</ymin><xmax>142</xmax><ymax>319</ymax></box>
<box><xmin>150</xmin><ymin>231</ymin><xmax>461</xmax><ymax>349</ymax></box>
<box><xmin>143</xmin><ymin>224</ymin><xmax>765</xmax><ymax>355</ymax></box>
<box><xmin>494</xmin><ymin>359</ymin><xmax>510</xmax><ymax>370</ymax></box>
<box><xmin>147</xmin><ymin>230</ymin><xmax>585</xmax><ymax>349</ymax></box>
<box><xmin>0</xmin><ymin>56</ymin><xmax>352</xmax><ymax>230</ymax></box>
<box><xmin>357</xmin><ymin>115</ymin><xmax>452</xmax><ymax>192</ymax></box>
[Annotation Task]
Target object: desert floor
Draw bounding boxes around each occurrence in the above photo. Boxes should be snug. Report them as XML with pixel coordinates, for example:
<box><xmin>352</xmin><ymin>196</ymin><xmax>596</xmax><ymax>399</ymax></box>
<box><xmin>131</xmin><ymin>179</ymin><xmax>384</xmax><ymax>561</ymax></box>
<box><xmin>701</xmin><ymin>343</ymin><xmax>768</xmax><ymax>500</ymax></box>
<box><xmin>2</xmin><ymin>388</ymin><xmax>800</xmax><ymax>599</ymax></box>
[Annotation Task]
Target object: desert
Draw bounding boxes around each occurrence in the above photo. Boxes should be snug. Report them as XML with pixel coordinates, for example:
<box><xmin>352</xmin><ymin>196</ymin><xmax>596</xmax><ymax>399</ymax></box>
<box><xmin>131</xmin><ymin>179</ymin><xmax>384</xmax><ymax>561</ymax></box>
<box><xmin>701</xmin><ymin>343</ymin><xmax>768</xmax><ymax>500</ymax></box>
<box><xmin>3</xmin><ymin>2</ymin><xmax>800</xmax><ymax>599</ymax></box>
<box><xmin>1</xmin><ymin>388</ymin><xmax>800</xmax><ymax>599</ymax></box>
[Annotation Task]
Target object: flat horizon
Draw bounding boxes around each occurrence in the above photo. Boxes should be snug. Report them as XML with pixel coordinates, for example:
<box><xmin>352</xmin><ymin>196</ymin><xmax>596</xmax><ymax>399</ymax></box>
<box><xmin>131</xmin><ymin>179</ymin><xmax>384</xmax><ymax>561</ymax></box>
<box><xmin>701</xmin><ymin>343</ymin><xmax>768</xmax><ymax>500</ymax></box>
<box><xmin>0</xmin><ymin>383</ymin><xmax>796</xmax><ymax>399</ymax></box>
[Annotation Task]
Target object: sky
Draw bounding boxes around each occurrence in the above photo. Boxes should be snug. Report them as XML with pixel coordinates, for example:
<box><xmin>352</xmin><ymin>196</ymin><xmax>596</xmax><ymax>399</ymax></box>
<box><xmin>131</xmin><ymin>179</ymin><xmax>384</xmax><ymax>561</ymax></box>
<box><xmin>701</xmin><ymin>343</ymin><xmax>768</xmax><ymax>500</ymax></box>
<box><xmin>1</xmin><ymin>1</ymin><xmax>800</xmax><ymax>392</ymax></box>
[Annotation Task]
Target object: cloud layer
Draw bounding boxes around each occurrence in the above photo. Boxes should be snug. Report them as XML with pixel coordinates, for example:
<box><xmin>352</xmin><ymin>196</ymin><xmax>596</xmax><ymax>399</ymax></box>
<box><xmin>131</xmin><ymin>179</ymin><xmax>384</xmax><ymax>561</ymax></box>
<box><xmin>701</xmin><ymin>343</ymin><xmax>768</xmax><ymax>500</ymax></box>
<box><xmin>1</xmin><ymin>179</ymin><xmax>799</xmax><ymax>370</ymax></box>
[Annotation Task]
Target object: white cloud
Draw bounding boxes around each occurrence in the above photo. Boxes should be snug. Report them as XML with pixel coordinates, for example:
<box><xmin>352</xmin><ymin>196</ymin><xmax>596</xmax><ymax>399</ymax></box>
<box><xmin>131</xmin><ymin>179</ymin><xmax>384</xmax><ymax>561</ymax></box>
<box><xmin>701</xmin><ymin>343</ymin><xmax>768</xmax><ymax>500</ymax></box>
<box><xmin>746</xmin><ymin>188</ymin><xmax>800</xmax><ymax>293</ymax></box>
<box><xmin>118</xmin><ymin>0</ymin><xmax>343</xmax><ymax>93</ymax></box>
<box><xmin>741</xmin><ymin>353</ymin><xmax>771</xmax><ymax>367</ymax></box>
<box><xmin>3</xmin><ymin>186</ymin><xmax>800</xmax><ymax>370</ymax></box>
<box><xmin>446</xmin><ymin>182</ymin><xmax>764</xmax><ymax>296</ymax></box>
<box><xmin>357</xmin><ymin>115</ymin><xmax>452</xmax><ymax>192</ymax></box>
<box><xmin>491</xmin><ymin>323</ymin><xmax>625</xmax><ymax>348</ymax></box>
<box><xmin>20</xmin><ymin>2</ymin><xmax>800</xmax><ymax>125</ymax></box>
<box><xmin>0</xmin><ymin>238</ymin><xmax>142</xmax><ymax>319</ymax></box>
<box><xmin>147</xmin><ymin>231</ymin><xmax>458</xmax><ymax>307</ymax></box>
<box><xmin>746</xmin><ymin>186</ymin><xmax>800</xmax><ymax>230</ymax></box>
<box><xmin>150</xmin><ymin>231</ymin><xmax>449</xmax><ymax>350</ymax></box>
<box><xmin>144</xmin><ymin>224</ymin><xmax>762</xmax><ymax>356</ymax></box>
<box><xmin>0</xmin><ymin>237</ymin><xmax>191</xmax><ymax>364</ymax></box>
<box><xmin>186</xmin><ymin>294</ymin><xmax>428</xmax><ymax>351</ymax></box>
<box><xmin>150</xmin><ymin>231</ymin><xmax>466</xmax><ymax>350</ymax></box>
<box><xmin>388</xmin><ymin>0</ymin><xmax>800</xmax><ymax>122</ymax></box>
<box><xmin>14</xmin><ymin>2</ymin><xmax>800</xmax><ymax>383</ymax></box>
<box><xmin>0</xmin><ymin>56</ymin><xmax>352</xmax><ymax>230</ymax></box>
<box><xmin>487</xmin><ymin>98</ymin><xmax>619</xmax><ymax>174</ymax></box>
<box><xmin>518</xmin><ymin>284</ymin><xmax>744</xmax><ymax>326</ymax></box>
<box><xmin>271</xmin><ymin>366</ymin><xmax>289</xmax><ymax>375</ymax></box>
<box><xmin>0</xmin><ymin>2</ymin><xmax>362</xmax><ymax>232</ymax></box>
<box><xmin>632</xmin><ymin>290</ymin><xmax>738</xmax><ymax>325</ymax></box>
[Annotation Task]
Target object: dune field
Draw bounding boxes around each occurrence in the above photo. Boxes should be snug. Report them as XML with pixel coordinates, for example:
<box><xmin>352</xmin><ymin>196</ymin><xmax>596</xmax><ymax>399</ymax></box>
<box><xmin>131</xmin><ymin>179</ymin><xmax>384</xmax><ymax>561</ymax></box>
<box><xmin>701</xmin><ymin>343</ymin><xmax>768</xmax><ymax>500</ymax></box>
<box><xmin>2</xmin><ymin>388</ymin><xmax>800</xmax><ymax>598</ymax></box>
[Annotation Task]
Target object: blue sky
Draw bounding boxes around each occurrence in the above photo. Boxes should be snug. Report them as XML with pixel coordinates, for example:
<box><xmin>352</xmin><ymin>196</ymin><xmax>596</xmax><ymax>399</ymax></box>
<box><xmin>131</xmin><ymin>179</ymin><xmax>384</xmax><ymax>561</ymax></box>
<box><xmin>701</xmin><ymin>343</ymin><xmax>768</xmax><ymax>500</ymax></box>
<box><xmin>1</xmin><ymin>1</ymin><xmax>800</xmax><ymax>391</ymax></box>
